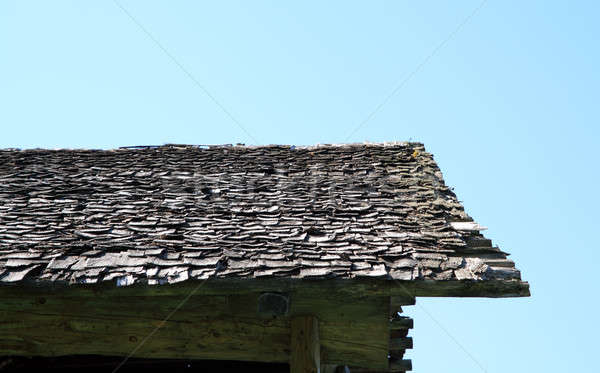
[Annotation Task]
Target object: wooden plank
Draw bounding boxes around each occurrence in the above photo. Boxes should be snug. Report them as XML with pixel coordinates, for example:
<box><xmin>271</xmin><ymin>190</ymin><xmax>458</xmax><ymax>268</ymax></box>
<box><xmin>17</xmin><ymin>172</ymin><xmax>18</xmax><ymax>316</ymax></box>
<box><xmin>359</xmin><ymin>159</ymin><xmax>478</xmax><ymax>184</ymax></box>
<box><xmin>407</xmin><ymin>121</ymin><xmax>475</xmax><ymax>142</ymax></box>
<box><xmin>389</xmin><ymin>337</ymin><xmax>412</xmax><ymax>351</ymax></box>
<box><xmin>290</xmin><ymin>316</ymin><xmax>320</xmax><ymax>373</ymax></box>
<box><xmin>0</xmin><ymin>288</ymin><xmax>390</xmax><ymax>369</ymax></box>
<box><xmin>389</xmin><ymin>358</ymin><xmax>412</xmax><ymax>372</ymax></box>
<box><xmin>389</xmin><ymin>317</ymin><xmax>413</xmax><ymax>331</ymax></box>
<box><xmin>0</xmin><ymin>309</ymin><xmax>290</xmax><ymax>361</ymax></box>
<box><xmin>293</xmin><ymin>295</ymin><xmax>388</xmax><ymax>368</ymax></box>
<box><xmin>0</xmin><ymin>277</ymin><xmax>530</xmax><ymax>299</ymax></box>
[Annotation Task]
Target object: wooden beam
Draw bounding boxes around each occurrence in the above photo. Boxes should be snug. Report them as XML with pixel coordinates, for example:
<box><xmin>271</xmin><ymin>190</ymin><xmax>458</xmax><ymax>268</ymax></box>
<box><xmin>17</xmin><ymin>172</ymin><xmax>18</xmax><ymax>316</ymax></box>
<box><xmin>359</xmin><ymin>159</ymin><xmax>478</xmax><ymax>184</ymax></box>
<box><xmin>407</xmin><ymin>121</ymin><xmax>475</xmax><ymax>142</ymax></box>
<box><xmin>290</xmin><ymin>316</ymin><xmax>320</xmax><ymax>373</ymax></box>
<box><xmin>389</xmin><ymin>358</ymin><xmax>412</xmax><ymax>372</ymax></box>
<box><xmin>389</xmin><ymin>317</ymin><xmax>413</xmax><ymax>331</ymax></box>
<box><xmin>389</xmin><ymin>337</ymin><xmax>412</xmax><ymax>351</ymax></box>
<box><xmin>0</xmin><ymin>288</ymin><xmax>390</xmax><ymax>369</ymax></box>
<box><xmin>0</xmin><ymin>277</ymin><xmax>530</xmax><ymax>299</ymax></box>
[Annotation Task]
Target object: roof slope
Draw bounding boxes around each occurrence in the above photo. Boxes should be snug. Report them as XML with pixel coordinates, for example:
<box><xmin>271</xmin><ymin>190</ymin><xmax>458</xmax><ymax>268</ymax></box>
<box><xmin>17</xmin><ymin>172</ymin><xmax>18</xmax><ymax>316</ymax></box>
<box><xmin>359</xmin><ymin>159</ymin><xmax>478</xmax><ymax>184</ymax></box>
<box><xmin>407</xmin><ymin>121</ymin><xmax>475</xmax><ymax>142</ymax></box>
<box><xmin>0</xmin><ymin>143</ymin><xmax>526</xmax><ymax>294</ymax></box>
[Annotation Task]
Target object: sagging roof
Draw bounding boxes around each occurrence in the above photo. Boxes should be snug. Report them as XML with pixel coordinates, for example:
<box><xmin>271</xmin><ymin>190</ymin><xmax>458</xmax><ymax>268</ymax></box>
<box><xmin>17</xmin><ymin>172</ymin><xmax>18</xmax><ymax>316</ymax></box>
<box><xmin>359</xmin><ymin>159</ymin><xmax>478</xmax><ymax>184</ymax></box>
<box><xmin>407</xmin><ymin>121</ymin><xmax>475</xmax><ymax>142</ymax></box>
<box><xmin>0</xmin><ymin>142</ymin><xmax>527</xmax><ymax>294</ymax></box>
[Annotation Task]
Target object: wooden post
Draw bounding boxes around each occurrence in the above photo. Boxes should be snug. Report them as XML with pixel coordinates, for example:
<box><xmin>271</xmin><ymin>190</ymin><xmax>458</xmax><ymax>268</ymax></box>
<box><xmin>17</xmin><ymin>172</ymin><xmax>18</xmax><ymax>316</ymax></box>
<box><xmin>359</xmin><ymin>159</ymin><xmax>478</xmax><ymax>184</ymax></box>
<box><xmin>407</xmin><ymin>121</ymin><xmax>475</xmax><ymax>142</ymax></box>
<box><xmin>290</xmin><ymin>316</ymin><xmax>320</xmax><ymax>373</ymax></box>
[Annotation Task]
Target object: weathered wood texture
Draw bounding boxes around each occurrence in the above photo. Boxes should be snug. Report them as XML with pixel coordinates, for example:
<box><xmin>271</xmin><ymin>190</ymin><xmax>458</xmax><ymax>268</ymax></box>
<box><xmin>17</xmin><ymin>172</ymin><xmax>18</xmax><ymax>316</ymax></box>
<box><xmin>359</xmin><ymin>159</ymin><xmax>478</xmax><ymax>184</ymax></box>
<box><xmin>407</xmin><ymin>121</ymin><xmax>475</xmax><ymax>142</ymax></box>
<box><xmin>387</xmin><ymin>296</ymin><xmax>413</xmax><ymax>372</ymax></box>
<box><xmin>389</xmin><ymin>318</ymin><xmax>413</xmax><ymax>331</ymax></box>
<box><xmin>290</xmin><ymin>316</ymin><xmax>320</xmax><ymax>373</ymax></box>
<box><xmin>389</xmin><ymin>359</ymin><xmax>412</xmax><ymax>372</ymax></box>
<box><xmin>0</xmin><ymin>277</ymin><xmax>530</xmax><ymax>298</ymax></box>
<box><xmin>389</xmin><ymin>338</ymin><xmax>412</xmax><ymax>350</ymax></box>
<box><xmin>0</xmin><ymin>284</ymin><xmax>390</xmax><ymax>369</ymax></box>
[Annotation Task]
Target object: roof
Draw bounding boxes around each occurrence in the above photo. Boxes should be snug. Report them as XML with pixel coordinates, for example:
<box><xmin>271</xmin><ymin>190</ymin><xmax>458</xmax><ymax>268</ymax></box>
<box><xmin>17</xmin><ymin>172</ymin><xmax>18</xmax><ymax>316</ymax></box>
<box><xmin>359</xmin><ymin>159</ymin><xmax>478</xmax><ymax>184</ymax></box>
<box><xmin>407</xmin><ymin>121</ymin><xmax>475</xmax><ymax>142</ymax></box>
<box><xmin>0</xmin><ymin>142</ymin><xmax>528</xmax><ymax>296</ymax></box>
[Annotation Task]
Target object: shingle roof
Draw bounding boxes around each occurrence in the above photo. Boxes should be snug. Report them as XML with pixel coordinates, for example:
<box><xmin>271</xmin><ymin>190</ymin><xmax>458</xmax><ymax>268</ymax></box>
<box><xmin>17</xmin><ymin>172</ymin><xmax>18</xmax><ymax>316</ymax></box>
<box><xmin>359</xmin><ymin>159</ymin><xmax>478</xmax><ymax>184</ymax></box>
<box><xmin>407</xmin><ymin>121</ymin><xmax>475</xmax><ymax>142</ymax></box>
<box><xmin>0</xmin><ymin>142</ymin><xmax>525</xmax><ymax>292</ymax></box>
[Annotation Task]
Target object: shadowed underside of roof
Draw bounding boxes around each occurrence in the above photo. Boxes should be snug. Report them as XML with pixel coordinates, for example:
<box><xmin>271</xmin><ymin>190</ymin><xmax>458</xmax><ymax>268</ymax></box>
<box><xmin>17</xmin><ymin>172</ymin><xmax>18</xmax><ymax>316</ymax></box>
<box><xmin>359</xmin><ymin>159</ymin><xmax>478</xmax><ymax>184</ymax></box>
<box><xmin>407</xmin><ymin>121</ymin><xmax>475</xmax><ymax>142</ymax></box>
<box><xmin>0</xmin><ymin>142</ymin><xmax>528</xmax><ymax>297</ymax></box>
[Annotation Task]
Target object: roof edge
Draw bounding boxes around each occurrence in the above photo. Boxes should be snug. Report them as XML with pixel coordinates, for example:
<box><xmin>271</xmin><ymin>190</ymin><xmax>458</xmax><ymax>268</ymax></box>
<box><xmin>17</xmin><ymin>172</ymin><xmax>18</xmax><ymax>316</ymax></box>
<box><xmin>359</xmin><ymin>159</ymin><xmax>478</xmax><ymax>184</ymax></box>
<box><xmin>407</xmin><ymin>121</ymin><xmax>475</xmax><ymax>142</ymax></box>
<box><xmin>0</xmin><ymin>278</ymin><xmax>530</xmax><ymax>299</ymax></box>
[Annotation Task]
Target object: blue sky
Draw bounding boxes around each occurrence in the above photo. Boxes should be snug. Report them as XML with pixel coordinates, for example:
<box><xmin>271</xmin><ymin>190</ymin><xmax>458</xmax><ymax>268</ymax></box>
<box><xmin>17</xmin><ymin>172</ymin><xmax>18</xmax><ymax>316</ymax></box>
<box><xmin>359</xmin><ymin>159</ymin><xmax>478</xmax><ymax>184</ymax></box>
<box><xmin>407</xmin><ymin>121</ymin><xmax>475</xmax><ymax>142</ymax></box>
<box><xmin>1</xmin><ymin>1</ymin><xmax>598</xmax><ymax>371</ymax></box>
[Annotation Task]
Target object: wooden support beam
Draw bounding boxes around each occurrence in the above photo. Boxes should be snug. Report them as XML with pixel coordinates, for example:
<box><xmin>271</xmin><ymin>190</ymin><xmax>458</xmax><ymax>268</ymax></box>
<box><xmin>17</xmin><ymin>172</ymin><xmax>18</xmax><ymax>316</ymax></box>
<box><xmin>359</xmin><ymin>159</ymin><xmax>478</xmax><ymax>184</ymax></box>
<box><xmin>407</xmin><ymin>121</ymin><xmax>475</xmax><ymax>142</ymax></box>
<box><xmin>389</xmin><ymin>337</ymin><xmax>413</xmax><ymax>351</ymax></box>
<box><xmin>0</xmin><ymin>278</ymin><xmax>530</xmax><ymax>298</ymax></box>
<box><xmin>0</xmin><ymin>289</ymin><xmax>389</xmax><ymax>369</ymax></box>
<box><xmin>290</xmin><ymin>316</ymin><xmax>320</xmax><ymax>373</ymax></box>
<box><xmin>389</xmin><ymin>358</ymin><xmax>412</xmax><ymax>372</ymax></box>
<box><xmin>0</xmin><ymin>277</ymin><xmax>530</xmax><ymax>299</ymax></box>
<box><xmin>389</xmin><ymin>317</ymin><xmax>413</xmax><ymax>331</ymax></box>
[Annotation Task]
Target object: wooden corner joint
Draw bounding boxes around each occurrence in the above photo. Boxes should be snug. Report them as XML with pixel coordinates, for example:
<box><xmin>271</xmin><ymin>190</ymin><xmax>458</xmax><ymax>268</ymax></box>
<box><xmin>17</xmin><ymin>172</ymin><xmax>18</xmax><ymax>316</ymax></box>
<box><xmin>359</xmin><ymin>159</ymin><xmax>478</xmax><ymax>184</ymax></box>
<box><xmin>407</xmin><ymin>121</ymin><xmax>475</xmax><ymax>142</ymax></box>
<box><xmin>290</xmin><ymin>315</ymin><xmax>320</xmax><ymax>373</ymax></box>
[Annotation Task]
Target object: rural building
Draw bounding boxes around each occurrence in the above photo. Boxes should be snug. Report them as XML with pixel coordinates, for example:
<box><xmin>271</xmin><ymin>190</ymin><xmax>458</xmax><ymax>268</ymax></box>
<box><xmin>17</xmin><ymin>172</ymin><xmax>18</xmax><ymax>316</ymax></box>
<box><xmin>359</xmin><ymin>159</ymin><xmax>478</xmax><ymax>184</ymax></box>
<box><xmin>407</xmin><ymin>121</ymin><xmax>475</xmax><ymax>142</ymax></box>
<box><xmin>0</xmin><ymin>143</ymin><xmax>528</xmax><ymax>372</ymax></box>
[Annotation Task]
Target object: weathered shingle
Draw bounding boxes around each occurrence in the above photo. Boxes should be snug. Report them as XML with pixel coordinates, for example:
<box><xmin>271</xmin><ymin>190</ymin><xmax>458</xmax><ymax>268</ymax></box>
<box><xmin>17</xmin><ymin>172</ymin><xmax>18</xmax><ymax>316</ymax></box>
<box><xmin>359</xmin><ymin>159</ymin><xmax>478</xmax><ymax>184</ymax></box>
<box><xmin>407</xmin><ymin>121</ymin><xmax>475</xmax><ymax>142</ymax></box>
<box><xmin>0</xmin><ymin>142</ymin><xmax>524</xmax><ymax>286</ymax></box>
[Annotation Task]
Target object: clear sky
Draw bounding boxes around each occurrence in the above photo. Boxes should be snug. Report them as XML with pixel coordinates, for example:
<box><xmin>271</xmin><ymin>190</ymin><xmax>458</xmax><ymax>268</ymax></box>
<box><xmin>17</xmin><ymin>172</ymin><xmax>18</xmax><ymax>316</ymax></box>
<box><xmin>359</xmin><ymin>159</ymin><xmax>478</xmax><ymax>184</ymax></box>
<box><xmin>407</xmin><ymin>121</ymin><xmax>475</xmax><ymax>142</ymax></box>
<box><xmin>1</xmin><ymin>1</ymin><xmax>598</xmax><ymax>372</ymax></box>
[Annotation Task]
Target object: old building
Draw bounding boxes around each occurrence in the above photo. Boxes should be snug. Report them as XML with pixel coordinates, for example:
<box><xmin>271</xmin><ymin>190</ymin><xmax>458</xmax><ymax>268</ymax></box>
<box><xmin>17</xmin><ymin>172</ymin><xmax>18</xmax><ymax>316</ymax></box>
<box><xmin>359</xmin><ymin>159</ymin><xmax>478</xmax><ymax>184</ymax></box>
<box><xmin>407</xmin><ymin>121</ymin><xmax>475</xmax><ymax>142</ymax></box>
<box><xmin>0</xmin><ymin>143</ymin><xmax>528</xmax><ymax>372</ymax></box>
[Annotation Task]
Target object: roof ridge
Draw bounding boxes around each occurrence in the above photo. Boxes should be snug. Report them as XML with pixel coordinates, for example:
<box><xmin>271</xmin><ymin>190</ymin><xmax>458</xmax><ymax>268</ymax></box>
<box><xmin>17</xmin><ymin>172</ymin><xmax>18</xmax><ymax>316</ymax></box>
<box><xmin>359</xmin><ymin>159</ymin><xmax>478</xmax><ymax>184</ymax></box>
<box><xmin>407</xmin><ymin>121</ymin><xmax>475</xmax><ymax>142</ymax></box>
<box><xmin>1</xmin><ymin>141</ymin><xmax>425</xmax><ymax>152</ymax></box>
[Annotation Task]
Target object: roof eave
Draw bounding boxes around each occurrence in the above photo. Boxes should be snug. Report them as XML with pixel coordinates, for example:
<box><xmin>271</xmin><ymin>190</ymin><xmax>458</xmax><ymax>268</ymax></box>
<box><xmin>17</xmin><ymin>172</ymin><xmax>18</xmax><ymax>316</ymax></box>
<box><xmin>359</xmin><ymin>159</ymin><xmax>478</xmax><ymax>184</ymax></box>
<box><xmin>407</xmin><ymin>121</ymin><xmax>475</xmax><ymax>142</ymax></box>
<box><xmin>0</xmin><ymin>277</ymin><xmax>530</xmax><ymax>298</ymax></box>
